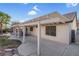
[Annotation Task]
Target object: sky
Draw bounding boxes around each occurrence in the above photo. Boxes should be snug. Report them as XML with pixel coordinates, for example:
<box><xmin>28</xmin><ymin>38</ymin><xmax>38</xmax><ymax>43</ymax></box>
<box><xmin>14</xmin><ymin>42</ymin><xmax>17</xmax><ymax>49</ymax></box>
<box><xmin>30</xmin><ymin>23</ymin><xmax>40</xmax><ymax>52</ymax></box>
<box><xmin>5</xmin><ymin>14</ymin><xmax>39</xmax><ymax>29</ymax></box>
<box><xmin>0</xmin><ymin>3</ymin><xmax>78</xmax><ymax>23</ymax></box>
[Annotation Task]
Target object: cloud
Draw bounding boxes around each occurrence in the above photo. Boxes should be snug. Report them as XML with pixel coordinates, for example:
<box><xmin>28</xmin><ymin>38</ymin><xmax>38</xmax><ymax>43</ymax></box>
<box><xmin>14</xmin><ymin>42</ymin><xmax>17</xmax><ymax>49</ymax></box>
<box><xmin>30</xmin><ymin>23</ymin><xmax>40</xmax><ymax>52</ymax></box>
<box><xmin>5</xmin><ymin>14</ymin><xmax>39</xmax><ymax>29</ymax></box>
<box><xmin>19</xmin><ymin>20</ymin><xmax>26</xmax><ymax>22</ymax></box>
<box><xmin>66</xmin><ymin>3</ymin><xmax>78</xmax><ymax>7</ymax></box>
<box><xmin>23</xmin><ymin>3</ymin><xmax>28</xmax><ymax>4</ymax></box>
<box><xmin>32</xmin><ymin>5</ymin><xmax>39</xmax><ymax>11</ymax></box>
<box><xmin>28</xmin><ymin>5</ymin><xmax>40</xmax><ymax>16</ymax></box>
<box><xmin>28</xmin><ymin>10</ymin><xmax>37</xmax><ymax>16</ymax></box>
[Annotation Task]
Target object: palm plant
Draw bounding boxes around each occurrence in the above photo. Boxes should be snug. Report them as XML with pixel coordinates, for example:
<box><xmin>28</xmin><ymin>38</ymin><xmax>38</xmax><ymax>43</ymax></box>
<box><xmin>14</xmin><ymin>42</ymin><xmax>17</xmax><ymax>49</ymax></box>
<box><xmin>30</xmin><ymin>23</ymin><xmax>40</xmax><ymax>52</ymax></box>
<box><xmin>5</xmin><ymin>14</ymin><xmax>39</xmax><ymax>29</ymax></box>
<box><xmin>0</xmin><ymin>11</ymin><xmax>11</xmax><ymax>34</ymax></box>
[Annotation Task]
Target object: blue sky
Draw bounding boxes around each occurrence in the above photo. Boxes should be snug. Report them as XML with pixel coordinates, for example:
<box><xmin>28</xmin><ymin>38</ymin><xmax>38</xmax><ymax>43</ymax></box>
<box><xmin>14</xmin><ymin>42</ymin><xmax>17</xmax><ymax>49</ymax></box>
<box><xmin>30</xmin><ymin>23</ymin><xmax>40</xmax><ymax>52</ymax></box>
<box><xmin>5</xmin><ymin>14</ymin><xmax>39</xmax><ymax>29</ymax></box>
<box><xmin>0</xmin><ymin>3</ymin><xmax>78</xmax><ymax>22</ymax></box>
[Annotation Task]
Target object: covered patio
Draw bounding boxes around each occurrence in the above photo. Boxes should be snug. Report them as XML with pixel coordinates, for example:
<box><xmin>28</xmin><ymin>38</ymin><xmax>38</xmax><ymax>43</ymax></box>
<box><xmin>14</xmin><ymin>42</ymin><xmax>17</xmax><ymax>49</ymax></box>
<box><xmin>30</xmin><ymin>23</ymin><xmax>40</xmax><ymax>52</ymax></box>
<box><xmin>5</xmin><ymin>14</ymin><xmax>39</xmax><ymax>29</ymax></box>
<box><xmin>10</xmin><ymin>35</ymin><xmax>68</xmax><ymax>56</ymax></box>
<box><xmin>11</xmin><ymin>21</ymin><xmax>42</xmax><ymax>56</ymax></box>
<box><xmin>12</xmin><ymin>19</ymin><xmax>67</xmax><ymax>56</ymax></box>
<box><xmin>11</xmin><ymin>23</ymin><xmax>79</xmax><ymax>56</ymax></box>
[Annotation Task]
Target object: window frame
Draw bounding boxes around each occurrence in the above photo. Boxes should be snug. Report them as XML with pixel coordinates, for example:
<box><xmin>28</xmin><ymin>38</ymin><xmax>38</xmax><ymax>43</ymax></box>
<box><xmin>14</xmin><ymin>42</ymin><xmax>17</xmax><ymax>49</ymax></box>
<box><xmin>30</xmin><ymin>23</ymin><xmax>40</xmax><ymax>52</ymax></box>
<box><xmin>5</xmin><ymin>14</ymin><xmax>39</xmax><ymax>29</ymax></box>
<box><xmin>46</xmin><ymin>26</ymin><xmax>56</xmax><ymax>36</ymax></box>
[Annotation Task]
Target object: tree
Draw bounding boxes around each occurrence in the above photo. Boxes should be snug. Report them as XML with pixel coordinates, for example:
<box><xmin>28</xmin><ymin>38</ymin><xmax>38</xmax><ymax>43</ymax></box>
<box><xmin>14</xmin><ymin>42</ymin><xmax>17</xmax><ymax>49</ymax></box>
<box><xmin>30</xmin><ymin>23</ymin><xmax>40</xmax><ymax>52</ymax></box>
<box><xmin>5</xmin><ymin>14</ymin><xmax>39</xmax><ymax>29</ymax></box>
<box><xmin>0</xmin><ymin>11</ymin><xmax>11</xmax><ymax>34</ymax></box>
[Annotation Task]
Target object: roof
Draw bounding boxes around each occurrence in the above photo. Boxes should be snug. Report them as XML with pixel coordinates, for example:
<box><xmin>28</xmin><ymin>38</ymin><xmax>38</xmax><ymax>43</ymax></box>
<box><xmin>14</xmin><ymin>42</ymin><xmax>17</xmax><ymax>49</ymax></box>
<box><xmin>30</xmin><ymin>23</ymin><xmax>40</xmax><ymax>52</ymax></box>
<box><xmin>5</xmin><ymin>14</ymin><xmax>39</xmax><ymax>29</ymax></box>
<box><xmin>12</xmin><ymin>11</ymin><xmax>77</xmax><ymax>26</ymax></box>
<box><xmin>63</xmin><ymin>12</ymin><xmax>76</xmax><ymax>22</ymax></box>
<box><xmin>23</xmin><ymin>12</ymin><xmax>76</xmax><ymax>24</ymax></box>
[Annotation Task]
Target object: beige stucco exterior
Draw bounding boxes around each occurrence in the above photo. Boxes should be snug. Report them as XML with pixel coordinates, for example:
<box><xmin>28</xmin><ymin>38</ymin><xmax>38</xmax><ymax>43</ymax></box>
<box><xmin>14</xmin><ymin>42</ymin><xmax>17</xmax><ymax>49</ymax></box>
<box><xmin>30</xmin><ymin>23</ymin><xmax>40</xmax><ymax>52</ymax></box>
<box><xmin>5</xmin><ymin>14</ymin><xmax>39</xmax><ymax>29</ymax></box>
<box><xmin>26</xmin><ymin>17</ymin><xmax>77</xmax><ymax>44</ymax></box>
<box><xmin>72</xmin><ymin>17</ymin><xmax>77</xmax><ymax>34</ymax></box>
<box><xmin>29</xmin><ymin>23</ymin><xmax>70</xmax><ymax>44</ymax></box>
<box><xmin>12</xmin><ymin>18</ymin><xmax>77</xmax><ymax>44</ymax></box>
<box><xmin>41</xmin><ymin>24</ymin><xmax>70</xmax><ymax>44</ymax></box>
<box><xmin>30</xmin><ymin>26</ymin><xmax>38</xmax><ymax>36</ymax></box>
<box><xmin>72</xmin><ymin>17</ymin><xmax>78</xmax><ymax>43</ymax></box>
<box><xmin>12</xmin><ymin>12</ymin><xmax>77</xmax><ymax>45</ymax></box>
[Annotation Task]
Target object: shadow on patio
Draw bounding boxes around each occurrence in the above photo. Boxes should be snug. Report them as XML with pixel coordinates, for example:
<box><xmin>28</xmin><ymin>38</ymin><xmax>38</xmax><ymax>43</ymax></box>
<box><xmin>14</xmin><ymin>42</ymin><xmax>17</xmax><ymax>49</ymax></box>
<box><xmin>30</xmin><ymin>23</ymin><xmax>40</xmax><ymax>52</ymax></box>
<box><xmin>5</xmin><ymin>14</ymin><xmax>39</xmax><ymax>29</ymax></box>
<box><xmin>14</xmin><ymin>35</ymin><xmax>68</xmax><ymax>56</ymax></box>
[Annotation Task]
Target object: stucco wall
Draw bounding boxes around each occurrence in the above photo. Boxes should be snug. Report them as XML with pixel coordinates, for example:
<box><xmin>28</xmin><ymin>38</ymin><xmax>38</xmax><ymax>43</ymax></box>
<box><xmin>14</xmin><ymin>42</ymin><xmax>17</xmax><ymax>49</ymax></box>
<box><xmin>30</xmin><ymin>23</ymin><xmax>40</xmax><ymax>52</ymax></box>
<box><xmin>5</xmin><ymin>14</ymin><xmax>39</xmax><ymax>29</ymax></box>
<box><xmin>30</xmin><ymin>24</ymin><xmax>70</xmax><ymax>44</ymax></box>
<box><xmin>71</xmin><ymin>17</ymin><xmax>78</xmax><ymax>43</ymax></box>
<box><xmin>30</xmin><ymin>27</ymin><xmax>38</xmax><ymax>36</ymax></box>
<box><xmin>67</xmin><ymin>23</ymin><xmax>72</xmax><ymax>43</ymax></box>
<box><xmin>71</xmin><ymin>17</ymin><xmax>77</xmax><ymax>34</ymax></box>
<box><xmin>41</xmin><ymin>24</ymin><xmax>70</xmax><ymax>44</ymax></box>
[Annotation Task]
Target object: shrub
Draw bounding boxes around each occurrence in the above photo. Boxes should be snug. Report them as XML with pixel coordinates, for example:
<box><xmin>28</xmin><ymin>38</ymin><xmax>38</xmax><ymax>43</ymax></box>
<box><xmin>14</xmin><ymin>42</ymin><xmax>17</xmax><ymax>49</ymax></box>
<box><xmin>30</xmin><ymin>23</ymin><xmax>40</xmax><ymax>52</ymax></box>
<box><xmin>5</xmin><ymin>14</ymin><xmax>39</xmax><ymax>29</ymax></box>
<box><xmin>0</xmin><ymin>36</ymin><xmax>21</xmax><ymax>48</ymax></box>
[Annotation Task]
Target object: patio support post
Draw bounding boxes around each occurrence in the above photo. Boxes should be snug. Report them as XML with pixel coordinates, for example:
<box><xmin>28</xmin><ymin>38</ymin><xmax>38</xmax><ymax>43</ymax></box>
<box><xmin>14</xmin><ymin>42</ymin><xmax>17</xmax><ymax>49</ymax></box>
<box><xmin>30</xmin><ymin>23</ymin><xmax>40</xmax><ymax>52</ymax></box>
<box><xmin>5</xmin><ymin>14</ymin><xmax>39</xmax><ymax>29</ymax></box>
<box><xmin>27</xmin><ymin>27</ymin><xmax>30</xmax><ymax>34</ymax></box>
<box><xmin>15</xmin><ymin>29</ymin><xmax>17</xmax><ymax>37</ymax></box>
<box><xmin>17</xmin><ymin>28</ymin><xmax>20</xmax><ymax>38</ymax></box>
<box><xmin>22</xmin><ymin>26</ymin><xmax>26</xmax><ymax>43</ymax></box>
<box><xmin>13</xmin><ymin>28</ymin><xmax>15</xmax><ymax>36</ymax></box>
<box><xmin>37</xmin><ymin>21</ymin><xmax>41</xmax><ymax>56</ymax></box>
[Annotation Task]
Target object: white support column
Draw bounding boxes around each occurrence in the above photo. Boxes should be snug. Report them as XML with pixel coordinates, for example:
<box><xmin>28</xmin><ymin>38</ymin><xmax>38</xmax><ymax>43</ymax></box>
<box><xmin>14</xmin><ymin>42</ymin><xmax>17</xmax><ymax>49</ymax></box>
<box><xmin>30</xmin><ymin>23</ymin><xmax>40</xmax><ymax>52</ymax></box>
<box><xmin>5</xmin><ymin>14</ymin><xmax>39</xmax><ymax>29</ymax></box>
<box><xmin>37</xmin><ymin>21</ymin><xmax>41</xmax><ymax>56</ymax></box>
<box><xmin>17</xmin><ymin>28</ymin><xmax>20</xmax><ymax>38</ymax></box>
<box><xmin>22</xmin><ymin>26</ymin><xmax>26</xmax><ymax>43</ymax></box>
<box><xmin>13</xmin><ymin>28</ymin><xmax>15</xmax><ymax>35</ymax></box>
<box><xmin>27</xmin><ymin>27</ymin><xmax>29</xmax><ymax>34</ymax></box>
<box><xmin>14</xmin><ymin>29</ymin><xmax>17</xmax><ymax>37</ymax></box>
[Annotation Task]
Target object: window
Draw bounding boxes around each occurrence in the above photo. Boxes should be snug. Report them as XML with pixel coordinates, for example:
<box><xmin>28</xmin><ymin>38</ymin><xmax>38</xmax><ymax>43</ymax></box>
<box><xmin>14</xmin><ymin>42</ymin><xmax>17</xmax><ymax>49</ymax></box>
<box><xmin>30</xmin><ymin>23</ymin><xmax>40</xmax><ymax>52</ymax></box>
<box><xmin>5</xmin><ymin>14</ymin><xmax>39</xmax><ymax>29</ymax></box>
<box><xmin>46</xmin><ymin>26</ymin><xmax>56</xmax><ymax>36</ymax></box>
<box><xmin>30</xmin><ymin>27</ymin><xmax>33</xmax><ymax>31</ymax></box>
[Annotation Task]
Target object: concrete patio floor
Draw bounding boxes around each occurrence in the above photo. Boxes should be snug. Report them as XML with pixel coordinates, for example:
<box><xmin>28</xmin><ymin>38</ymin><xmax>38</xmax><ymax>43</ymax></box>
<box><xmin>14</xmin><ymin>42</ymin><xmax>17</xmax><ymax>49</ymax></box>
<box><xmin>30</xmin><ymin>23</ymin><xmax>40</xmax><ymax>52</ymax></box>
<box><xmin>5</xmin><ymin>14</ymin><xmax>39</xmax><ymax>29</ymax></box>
<box><xmin>10</xmin><ymin>35</ymin><xmax>79</xmax><ymax>56</ymax></box>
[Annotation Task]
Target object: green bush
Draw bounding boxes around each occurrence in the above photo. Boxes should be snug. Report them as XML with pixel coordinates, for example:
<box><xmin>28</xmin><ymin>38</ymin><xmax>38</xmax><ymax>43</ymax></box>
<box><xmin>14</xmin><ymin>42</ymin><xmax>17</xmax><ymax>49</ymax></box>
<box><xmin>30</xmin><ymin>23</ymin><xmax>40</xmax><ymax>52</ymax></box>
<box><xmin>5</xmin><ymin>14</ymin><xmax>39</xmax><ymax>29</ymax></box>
<box><xmin>0</xmin><ymin>36</ymin><xmax>10</xmax><ymax>46</ymax></box>
<box><xmin>0</xmin><ymin>36</ymin><xmax>21</xmax><ymax>48</ymax></box>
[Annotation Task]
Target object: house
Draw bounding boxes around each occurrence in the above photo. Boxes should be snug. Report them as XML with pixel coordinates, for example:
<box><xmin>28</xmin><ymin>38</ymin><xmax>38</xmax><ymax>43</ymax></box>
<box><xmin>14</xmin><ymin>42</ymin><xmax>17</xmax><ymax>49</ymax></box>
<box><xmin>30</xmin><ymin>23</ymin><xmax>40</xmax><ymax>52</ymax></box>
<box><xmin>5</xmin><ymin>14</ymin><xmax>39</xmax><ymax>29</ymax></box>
<box><xmin>11</xmin><ymin>12</ymin><xmax>77</xmax><ymax>44</ymax></box>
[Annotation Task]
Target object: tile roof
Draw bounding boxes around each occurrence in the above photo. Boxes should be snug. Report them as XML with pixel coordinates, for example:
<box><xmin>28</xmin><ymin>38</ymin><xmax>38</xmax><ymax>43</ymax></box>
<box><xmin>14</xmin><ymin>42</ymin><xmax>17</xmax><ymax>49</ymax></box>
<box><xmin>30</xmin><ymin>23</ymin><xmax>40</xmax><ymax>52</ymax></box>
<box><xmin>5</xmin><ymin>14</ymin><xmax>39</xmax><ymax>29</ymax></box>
<box><xmin>63</xmin><ymin>12</ymin><xmax>76</xmax><ymax>22</ymax></box>
<box><xmin>23</xmin><ymin>12</ymin><xmax>76</xmax><ymax>24</ymax></box>
<box><xmin>12</xmin><ymin>11</ymin><xmax>77</xmax><ymax>27</ymax></box>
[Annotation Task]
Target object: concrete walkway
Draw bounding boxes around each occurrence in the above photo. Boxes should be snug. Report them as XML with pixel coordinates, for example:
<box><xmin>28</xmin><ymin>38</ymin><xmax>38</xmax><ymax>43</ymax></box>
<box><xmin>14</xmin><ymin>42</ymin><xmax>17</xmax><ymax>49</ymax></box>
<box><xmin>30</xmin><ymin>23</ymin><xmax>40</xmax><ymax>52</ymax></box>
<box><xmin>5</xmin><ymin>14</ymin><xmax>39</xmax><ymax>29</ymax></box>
<box><xmin>10</xmin><ymin>35</ymin><xmax>79</xmax><ymax>56</ymax></box>
<box><xmin>63</xmin><ymin>44</ymin><xmax>79</xmax><ymax>56</ymax></box>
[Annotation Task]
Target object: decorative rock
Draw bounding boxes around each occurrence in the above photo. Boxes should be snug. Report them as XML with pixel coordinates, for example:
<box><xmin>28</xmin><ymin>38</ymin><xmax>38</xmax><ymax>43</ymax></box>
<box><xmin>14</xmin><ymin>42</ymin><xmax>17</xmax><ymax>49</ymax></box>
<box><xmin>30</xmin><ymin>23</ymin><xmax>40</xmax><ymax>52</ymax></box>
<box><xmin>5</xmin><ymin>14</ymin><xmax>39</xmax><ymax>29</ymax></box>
<box><xmin>4</xmin><ymin>49</ymin><xmax>13</xmax><ymax>51</ymax></box>
<box><xmin>0</xmin><ymin>48</ymin><xmax>18</xmax><ymax>56</ymax></box>
<box><xmin>0</xmin><ymin>48</ymin><xmax>5</xmax><ymax>56</ymax></box>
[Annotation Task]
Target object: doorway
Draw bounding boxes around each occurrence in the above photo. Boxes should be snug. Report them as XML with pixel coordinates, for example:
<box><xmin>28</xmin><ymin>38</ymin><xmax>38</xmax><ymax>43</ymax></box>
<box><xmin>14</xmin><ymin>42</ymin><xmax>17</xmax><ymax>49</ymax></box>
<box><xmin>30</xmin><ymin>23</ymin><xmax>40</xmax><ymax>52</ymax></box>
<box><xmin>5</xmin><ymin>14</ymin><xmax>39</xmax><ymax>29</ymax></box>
<box><xmin>71</xmin><ymin>30</ymin><xmax>75</xmax><ymax>43</ymax></box>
